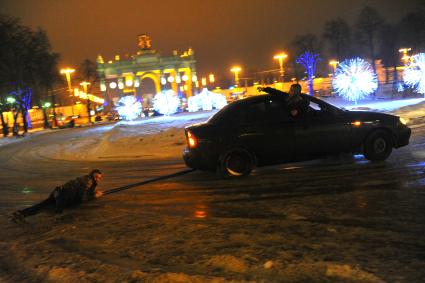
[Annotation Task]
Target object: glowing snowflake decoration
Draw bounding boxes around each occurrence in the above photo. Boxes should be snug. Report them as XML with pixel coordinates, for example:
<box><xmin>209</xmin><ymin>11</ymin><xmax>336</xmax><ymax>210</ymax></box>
<box><xmin>153</xmin><ymin>90</ymin><xmax>180</xmax><ymax>115</ymax></box>
<box><xmin>116</xmin><ymin>96</ymin><xmax>142</xmax><ymax>120</ymax></box>
<box><xmin>332</xmin><ymin>58</ymin><xmax>378</xmax><ymax>103</ymax></box>
<box><xmin>188</xmin><ymin>88</ymin><xmax>227</xmax><ymax>112</ymax></box>
<box><xmin>404</xmin><ymin>53</ymin><xmax>425</xmax><ymax>94</ymax></box>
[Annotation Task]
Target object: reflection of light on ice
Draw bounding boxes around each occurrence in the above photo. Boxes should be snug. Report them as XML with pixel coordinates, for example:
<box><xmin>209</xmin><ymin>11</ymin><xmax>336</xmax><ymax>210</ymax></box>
<box><xmin>283</xmin><ymin>166</ymin><xmax>302</xmax><ymax>170</ymax></box>
<box><xmin>188</xmin><ymin>88</ymin><xmax>227</xmax><ymax>112</ymax></box>
<box><xmin>194</xmin><ymin>203</ymin><xmax>207</xmax><ymax>218</ymax></box>
<box><xmin>195</xmin><ymin>210</ymin><xmax>207</xmax><ymax>218</ymax></box>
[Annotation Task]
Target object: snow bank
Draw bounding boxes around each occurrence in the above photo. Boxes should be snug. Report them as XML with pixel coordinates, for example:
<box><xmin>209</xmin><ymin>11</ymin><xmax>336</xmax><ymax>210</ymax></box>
<box><xmin>392</xmin><ymin>100</ymin><xmax>425</xmax><ymax>126</ymax></box>
<box><xmin>39</xmin><ymin>111</ymin><xmax>215</xmax><ymax>161</ymax></box>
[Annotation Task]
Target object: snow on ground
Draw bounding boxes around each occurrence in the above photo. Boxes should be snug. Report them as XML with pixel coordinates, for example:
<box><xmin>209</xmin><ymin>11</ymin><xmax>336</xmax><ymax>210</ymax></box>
<box><xmin>2</xmin><ymin>97</ymin><xmax>425</xmax><ymax>162</ymax></box>
<box><xmin>39</xmin><ymin>111</ymin><xmax>216</xmax><ymax>161</ymax></box>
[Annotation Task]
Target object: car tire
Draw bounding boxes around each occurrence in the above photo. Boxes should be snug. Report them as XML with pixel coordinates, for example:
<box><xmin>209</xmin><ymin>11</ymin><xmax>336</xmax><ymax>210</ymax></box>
<box><xmin>363</xmin><ymin>130</ymin><xmax>393</xmax><ymax>161</ymax></box>
<box><xmin>218</xmin><ymin>148</ymin><xmax>254</xmax><ymax>178</ymax></box>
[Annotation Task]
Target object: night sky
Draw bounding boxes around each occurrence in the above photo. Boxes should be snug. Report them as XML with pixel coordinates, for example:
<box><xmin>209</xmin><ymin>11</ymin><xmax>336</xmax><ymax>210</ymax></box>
<box><xmin>1</xmin><ymin>0</ymin><xmax>422</xmax><ymax>80</ymax></box>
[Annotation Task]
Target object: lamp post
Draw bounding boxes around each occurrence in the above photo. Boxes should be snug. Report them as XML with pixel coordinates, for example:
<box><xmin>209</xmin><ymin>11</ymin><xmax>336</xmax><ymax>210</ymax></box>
<box><xmin>329</xmin><ymin>60</ymin><xmax>339</xmax><ymax>73</ymax></box>
<box><xmin>60</xmin><ymin>68</ymin><xmax>75</xmax><ymax>114</ymax></box>
<box><xmin>273</xmin><ymin>53</ymin><xmax>288</xmax><ymax>82</ymax></box>
<box><xmin>80</xmin><ymin>81</ymin><xmax>92</xmax><ymax>124</ymax></box>
<box><xmin>399</xmin><ymin>48</ymin><xmax>412</xmax><ymax>65</ymax></box>
<box><xmin>230</xmin><ymin>66</ymin><xmax>242</xmax><ymax>87</ymax></box>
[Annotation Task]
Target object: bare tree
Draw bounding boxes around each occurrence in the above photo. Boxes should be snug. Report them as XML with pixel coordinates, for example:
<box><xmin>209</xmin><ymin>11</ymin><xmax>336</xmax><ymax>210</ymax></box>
<box><xmin>323</xmin><ymin>18</ymin><xmax>352</xmax><ymax>61</ymax></box>
<box><xmin>399</xmin><ymin>10</ymin><xmax>425</xmax><ymax>52</ymax></box>
<box><xmin>355</xmin><ymin>6</ymin><xmax>384</xmax><ymax>72</ymax></box>
<box><xmin>0</xmin><ymin>15</ymin><xmax>60</xmax><ymax>134</ymax></box>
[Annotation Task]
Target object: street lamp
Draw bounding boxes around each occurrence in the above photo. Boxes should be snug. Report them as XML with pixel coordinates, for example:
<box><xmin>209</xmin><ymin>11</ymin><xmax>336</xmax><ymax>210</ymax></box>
<box><xmin>273</xmin><ymin>53</ymin><xmax>288</xmax><ymax>82</ymax></box>
<box><xmin>60</xmin><ymin>68</ymin><xmax>75</xmax><ymax>95</ymax></box>
<box><xmin>60</xmin><ymin>68</ymin><xmax>76</xmax><ymax>114</ymax></box>
<box><xmin>399</xmin><ymin>48</ymin><xmax>412</xmax><ymax>65</ymax></box>
<box><xmin>230</xmin><ymin>66</ymin><xmax>242</xmax><ymax>87</ymax></box>
<box><xmin>329</xmin><ymin>60</ymin><xmax>339</xmax><ymax>73</ymax></box>
<box><xmin>80</xmin><ymin>81</ymin><xmax>92</xmax><ymax>124</ymax></box>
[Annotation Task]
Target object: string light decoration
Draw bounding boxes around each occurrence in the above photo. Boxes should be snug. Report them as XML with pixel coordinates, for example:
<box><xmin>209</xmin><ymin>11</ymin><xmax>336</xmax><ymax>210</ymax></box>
<box><xmin>188</xmin><ymin>88</ymin><xmax>227</xmax><ymax>112</ymax></box>
<box><xmin>153</xmin><ymin>90</ymin><xmax>180</xmax><ymax>115</ymax></box>
<box><xmin>332</xmin><ymin>58</ymin><xmax>378</xmax><ymax>103</ymax></box>
<box><xmin>404</xmin><ymin>53</ymin><xmax>425</xmax><ymax>94</ymax></box>
<box><xmin>296</xmin><ymin>52</ymin><xmax>321</xmax><ymax>95</ymax></box>
<box><xmin>116</xmin><ymin>95</ymin><xmax>142</xmax><ymax>120</ymax></box>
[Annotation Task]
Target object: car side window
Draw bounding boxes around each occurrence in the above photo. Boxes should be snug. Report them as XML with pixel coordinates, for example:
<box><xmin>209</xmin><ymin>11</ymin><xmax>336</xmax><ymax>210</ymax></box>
<box><xmin>239</xmin><ymin>101</ymin><xmax>267</xmax><ymax>124</ymax></box>
<box><xmin>267</xmin><ymin>99</ymin><xmax>293</xmax><ymax>122</ymax></box>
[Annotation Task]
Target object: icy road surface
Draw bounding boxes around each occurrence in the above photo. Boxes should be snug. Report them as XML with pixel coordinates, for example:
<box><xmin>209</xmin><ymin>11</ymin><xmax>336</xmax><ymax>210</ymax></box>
<box><xmin>0</xmin><ymin>106</ymin><xmax>425</xmax><ymax>282</ymax></box>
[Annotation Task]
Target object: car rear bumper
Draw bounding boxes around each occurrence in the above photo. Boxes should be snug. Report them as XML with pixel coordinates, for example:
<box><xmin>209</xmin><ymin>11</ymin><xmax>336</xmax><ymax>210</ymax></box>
<box><xmin>395</xmin><ymin>127</ymin><xmax>411</xmax><ymax>148</ymax></box>
<box><xmin>183</xmin><ymin>147</ymin><xmax>217</xmax><ymax>171</ymax></box>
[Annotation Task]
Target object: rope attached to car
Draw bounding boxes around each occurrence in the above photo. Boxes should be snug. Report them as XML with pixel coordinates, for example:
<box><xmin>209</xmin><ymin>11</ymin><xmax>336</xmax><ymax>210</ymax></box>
<box><xmin>102</xmin><ymin>168</ymin><xmax>196</xmax><ymax>196</ymax></box>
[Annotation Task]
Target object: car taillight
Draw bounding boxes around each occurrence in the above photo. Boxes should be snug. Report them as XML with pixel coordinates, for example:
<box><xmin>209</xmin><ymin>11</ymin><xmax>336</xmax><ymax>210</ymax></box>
<box><xmin>187</xmin><ymin>131</ymin><xmax>197</xmax><ymax>148</ymax></box>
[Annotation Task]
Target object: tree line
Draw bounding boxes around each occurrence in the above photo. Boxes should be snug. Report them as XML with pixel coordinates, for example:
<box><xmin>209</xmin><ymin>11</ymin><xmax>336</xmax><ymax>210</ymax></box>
<box><xmin>0</xmin><ymin>15</ymin><xmax>97</xmax><ymax>137</ymax></box>
<box><xmin>288</xmin><ymin>4</ymin><xmax>425</xmax><ymax>81</ymax></box>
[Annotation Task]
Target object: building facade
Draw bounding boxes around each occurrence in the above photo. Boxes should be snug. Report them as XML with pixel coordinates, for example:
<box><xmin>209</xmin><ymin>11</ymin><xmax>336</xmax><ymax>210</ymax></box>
<box><xmin>97</xmin><ymin>34</ymin><xmax>197</xmax><ymax>109</ymax></box>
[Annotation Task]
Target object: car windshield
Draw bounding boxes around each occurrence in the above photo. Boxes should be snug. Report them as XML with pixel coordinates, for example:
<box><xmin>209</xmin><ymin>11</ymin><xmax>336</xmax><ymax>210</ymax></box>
<box><xmin>307</xmin><ymin>96</ymin><xmax>343</xmax><ymax>113</ymax></box>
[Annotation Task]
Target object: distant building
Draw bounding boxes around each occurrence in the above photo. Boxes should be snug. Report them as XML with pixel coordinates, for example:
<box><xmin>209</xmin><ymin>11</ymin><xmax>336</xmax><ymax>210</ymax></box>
<box><xmin>97</xmin><ymin>34</ymin><xmax>197</xmax><ymax>109</ymax></box>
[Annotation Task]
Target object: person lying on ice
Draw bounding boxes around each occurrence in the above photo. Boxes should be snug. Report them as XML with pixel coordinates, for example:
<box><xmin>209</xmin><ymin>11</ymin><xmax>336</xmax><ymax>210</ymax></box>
<box><xmin>11</xmin><ymin>169</ymin><xmax>103</xmax><ymax>222</ymax></box>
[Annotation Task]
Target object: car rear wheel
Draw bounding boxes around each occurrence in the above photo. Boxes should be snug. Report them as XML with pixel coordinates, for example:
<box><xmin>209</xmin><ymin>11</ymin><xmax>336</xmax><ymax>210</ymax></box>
<box><xmin>219</xmin><ymin>148</ymin><xmax>254</xmax><ymax>177</ymax></box>
<box><xmin>364</xmin><ymin>130</ymin><xmax>393</xmax><ymax>161</ymax></box>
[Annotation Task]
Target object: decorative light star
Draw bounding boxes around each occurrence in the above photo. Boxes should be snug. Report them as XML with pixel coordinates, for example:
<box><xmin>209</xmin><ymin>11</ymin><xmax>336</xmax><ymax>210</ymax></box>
<box><xmin>188</xmin><ymin>88</ymin><xmax>227</xmax><ymax>112</ymax></box>
<box><xmin>116</xmin><ymin>95</ymin><xmax>142</xmax><ymax>120</ymax></box>
<box><xmin>332</xmin><ymin>58</ymin><xmax>378</xmax><ymax>104</ymax></box>
<box><xmin>404</xmin><ymin>53</ymin><xmax>425</xmax><ymax>94</ymax></box>
<box><xmin>153</xmin><ymin>90</ymin><xmax>180</xmax><ymax>115</ymax></box>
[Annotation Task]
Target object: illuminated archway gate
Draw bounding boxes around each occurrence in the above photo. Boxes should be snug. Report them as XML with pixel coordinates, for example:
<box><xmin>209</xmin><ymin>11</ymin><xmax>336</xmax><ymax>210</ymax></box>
<box><xmin>97</xmin><ymin>34</ymin><xmax>197</xmax><ymax>109</ymax></box>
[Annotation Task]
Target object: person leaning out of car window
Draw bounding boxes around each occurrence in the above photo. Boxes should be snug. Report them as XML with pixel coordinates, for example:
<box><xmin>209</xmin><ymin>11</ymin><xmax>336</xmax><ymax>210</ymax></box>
<box><xmin>286</xmin><ymin>83</ymin><xmax>309</xmax><ymax>118</ymax></box>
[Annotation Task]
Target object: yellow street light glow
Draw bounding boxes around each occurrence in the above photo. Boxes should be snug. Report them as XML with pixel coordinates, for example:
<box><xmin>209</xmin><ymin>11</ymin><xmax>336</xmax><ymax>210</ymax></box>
<box><xmin>80</xmin><ymin>81</ymin><xmax>91</xmax><ymax>87</ymax></box>
<box><xmin>230</xmin><ymin>66</ymin><xmax>242</xmax><ymax>86</ymax></box>
<box><xmin>399</xmin><ymin>48</ymin><xmax>412</xmax><ymax>64</ymax></box>
<box><xmin>273</xmin><ymin>53</ymin><xmax>288</xmax><ymax>60</ymax></box>
<box><xmin>60</xmin><ymin>68</ymin><xmax>76</xmax><ymax>96</ymax></box>
<box><xmin>230</xmin><ymin>66</ymin><xmax>241</xmax><ymax>73</ymax></box>
<box><xmin>201</xmin><ymin>77</ymin><xmax>207</xmax><ymax>86</ymax></box>
<box><xmin>60</xmin><ymin>68</ymin><xmax>75</xmax><ymax>75</ymax></box>
<box><xmin>329</xmin><ymin>60</ymin><xmax>339</xmax><ymax>73</ymax></box>
<box><xmin>209</xmin><ymin>73</ymin><xmax>215</xmax><ymax>83</ymax></box>
<box><xmin>273</xmin><ymin>53</ymin><xmax>288</xmax><ymax>82</ymax></box>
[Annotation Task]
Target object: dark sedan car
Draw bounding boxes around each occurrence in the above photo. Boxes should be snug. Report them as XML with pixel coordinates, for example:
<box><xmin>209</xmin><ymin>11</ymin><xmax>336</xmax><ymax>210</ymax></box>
<box><xmin>183</xmin><ymin>88</ymin><xmax>411</xmax><ymax>177</ymax></box>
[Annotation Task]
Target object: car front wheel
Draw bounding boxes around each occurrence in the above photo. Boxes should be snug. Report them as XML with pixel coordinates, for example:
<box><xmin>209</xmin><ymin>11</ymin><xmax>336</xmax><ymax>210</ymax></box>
<box><xmin>219</xmin><ymin>148</ymin><xmax>254</xmax><ymax>177</ymax></box>
<box><xmin>363</xmin><ymin>130</ymin><xmax>393</xmax><ymax>161</ymax></box>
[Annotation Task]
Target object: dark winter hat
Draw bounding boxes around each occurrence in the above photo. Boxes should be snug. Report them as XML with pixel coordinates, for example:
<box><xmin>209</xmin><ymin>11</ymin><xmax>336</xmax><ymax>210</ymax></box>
<box><xmin>90</xmin><ymin>169</ymin><xmax>103</xmax><ymax>176</ymax></box>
